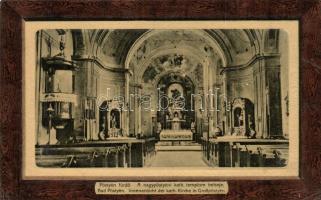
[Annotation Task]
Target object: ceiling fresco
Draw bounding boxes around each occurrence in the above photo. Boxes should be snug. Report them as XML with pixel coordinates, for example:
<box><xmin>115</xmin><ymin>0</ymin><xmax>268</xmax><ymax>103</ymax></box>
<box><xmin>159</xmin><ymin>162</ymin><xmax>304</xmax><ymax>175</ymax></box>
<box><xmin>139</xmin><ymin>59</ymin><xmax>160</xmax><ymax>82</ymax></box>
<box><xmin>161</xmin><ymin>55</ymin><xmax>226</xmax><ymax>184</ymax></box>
<box><xmin>69</xmin><ymin>29</ymin><xmax>275</xmax><ymax>91</ymax></box>
<box><xmin>142</xmin><ymin>53</ymin><xmax>201</xmax><ymax>83</ymax></box>
<box><xmin>78</xmin><ymin>29</ymin><xmax>260</xmax><ymax>68</ymax></box>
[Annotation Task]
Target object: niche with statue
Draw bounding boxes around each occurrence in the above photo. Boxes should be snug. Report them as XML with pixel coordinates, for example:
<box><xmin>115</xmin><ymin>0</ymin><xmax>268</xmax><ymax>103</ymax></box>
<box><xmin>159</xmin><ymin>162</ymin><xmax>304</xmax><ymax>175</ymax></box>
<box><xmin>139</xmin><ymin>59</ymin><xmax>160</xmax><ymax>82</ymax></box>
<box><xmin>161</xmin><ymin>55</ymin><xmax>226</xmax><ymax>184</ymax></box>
<box><xmin>231</xmin><ymin>98</ymin><xmax>255</xmax><ymax>137</ymax></box>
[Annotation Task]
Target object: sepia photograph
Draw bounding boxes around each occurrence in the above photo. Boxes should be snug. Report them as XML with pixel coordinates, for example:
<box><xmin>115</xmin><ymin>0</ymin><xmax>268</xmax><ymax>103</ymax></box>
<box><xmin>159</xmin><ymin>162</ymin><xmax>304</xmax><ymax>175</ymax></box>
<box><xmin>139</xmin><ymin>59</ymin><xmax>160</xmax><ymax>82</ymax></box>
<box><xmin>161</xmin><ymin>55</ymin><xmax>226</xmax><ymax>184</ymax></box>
<box><xmin>3</xmin><ymin>0</ymin><xmax>321</xmax><ymax>198</ymax></box>
<box><xmin>23</xmin><ymin>21</ymin><xmax>299</xmax><ymax>179</ymax></box>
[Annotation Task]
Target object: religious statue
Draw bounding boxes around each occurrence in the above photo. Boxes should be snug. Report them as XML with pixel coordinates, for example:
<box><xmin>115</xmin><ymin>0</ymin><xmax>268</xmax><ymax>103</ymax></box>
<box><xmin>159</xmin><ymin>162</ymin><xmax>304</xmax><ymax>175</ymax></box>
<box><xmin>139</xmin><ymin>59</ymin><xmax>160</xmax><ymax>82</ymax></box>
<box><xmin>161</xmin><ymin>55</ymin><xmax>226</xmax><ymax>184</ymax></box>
<box><xmin>238</xmin><ymin>111</ymin><xmax>244</xmax><ymax>126</ymax></box>
<box><xmin>191</xmin><ymin>121</ymin><xmax>195</xmax><ymax>132</ymax></box>
<box><xmin>157</xmin><ymin>122</ymin><xmax>162</xmax><ymax>134</ymax></box>
<box><xmin>214</xmin><ymin>126</ymin><xmax>223</xmax><ymax>137</ymax></box>
<box><xmin>111</xmin><ymin>114</ymin><xmax>116</xmax><ymax>128</ymax></box>
<box><xmin>170</xmin><ymin>112</ymin><xmax>184</xmax><ymax>130</ymax></box>
<box><xmin>110</xmin><ymin>113</ymin><xmax>117</xmax><ymax>137</ymax></box>
<box><xmin>98</xmin><ymin>116</ymin><xmax>107</xmax><ymax>140</ymax></box>
<box><xmin>173</xmin><ymin>112</ymin><xmax>180</xmax><ymax>120</ymax></box>
<box><xmin>191</xmin><ymin>121</ymin><xmax>196</xmax><ymax>140</ymax></box>
<box><xmin>49</xmin><ymin>126</ymin><xmax>58</xmax><ymax>145</ymax></box>
<box><xmin>248</xmin><ymin>128</ymin><xmax>256</xmax><ymax>139</ymax></box>
<box><xmin>98</xmin><ymin>127</ymin><xmax>106</xmax><ymax>140</ymax></box>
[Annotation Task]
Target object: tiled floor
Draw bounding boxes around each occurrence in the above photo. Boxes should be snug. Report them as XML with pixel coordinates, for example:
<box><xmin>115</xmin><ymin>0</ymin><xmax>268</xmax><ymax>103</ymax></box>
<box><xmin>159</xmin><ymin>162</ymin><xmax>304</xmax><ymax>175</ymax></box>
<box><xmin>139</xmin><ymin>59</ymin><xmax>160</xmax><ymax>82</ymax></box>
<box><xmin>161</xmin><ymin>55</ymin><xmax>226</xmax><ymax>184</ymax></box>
<box><xmin>148</xmin><ymin>150</ymin><xmax>208</xmax><ymax>167</ymax></box>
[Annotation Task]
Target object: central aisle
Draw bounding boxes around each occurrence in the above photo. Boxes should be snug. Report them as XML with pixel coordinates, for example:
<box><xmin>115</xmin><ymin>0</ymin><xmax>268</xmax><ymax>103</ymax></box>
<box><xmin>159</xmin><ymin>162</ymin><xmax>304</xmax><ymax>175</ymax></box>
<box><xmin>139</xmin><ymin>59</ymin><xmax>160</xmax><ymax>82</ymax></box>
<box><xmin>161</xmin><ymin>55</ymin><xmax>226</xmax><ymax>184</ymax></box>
<box><xmin>148</xmin><ymin>150</ymin><xmax>208</xmax><ymax>167</ymax></box>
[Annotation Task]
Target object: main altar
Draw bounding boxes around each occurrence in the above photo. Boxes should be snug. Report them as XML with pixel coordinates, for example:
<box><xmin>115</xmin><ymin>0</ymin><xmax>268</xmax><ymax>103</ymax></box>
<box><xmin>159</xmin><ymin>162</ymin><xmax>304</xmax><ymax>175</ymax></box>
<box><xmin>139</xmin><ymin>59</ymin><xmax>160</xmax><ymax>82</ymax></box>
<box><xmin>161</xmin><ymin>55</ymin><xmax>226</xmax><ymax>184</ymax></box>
<box><xmin>159</xmin><ymin>130</ymin><xmax>193</xmax><ymax>141</ymax></box>
<box><xmin>159</xmin><ymin>113</ymin><xmax>193</xmax><ymax>141</ymax></box>
<box><xmin>156</xmin><ymin>81</ymin><xmax>195</xmax><ymax>141</ymax></box>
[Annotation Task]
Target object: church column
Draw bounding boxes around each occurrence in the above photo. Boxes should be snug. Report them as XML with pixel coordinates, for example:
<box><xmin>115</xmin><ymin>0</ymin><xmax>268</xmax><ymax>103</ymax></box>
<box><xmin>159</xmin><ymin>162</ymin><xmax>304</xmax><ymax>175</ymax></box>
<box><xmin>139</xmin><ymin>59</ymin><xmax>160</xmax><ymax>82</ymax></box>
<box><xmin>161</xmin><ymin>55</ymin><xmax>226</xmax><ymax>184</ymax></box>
<box><xmin>212</xmin><ymin>57</ymin><xmax>220</xmax><ymax>130</ymax></box>
<box><xmin>202</xmin><ymin>61</ymin><xmax>209</xmax><ymax>137</ymax></box>
<box><xmin>132</xmin><ymin>82</ymin><xmax>142</xmax><ymax>137</ymax></box>
<box><xmin>107</xmin><ymin>111</ymin><xmax>110</xmax><ymax>135</ymax></box>
<box><xmin>253</xmin><ymin>55</ymin><xmax>282</xmax><ymax>138</ymax></box>
<box><xmin>137</xmin><ymin>87</ymin><xmax>142</xmax><ymax>136</ymax></box>
<box><xmin>265</xmin><ymin>56</ymin><xmax>283</xmax><ymax>137</ymax></box>
<box><xmin>253</xmin><ymin>60</ymin><xmax>264</xmax><ymax>138</ymax></box>
<box><xmin>123</xmin><ymin>71</ymin><xmax>130</xmax><ymax>136</ymax></box>
<box><xmin>196</xmin><ymin>86</ymin><xmax>204</xmax><ymax>139</ymax></box>
<box><xmin>221</xmin><ymin>73</ymin><xmax>230</xmax><ymax>135</ymax></box>
<box><xmin>208</xmin><ymin>62</ymin><xmax>214</xmax><ymax>135</ymax></box>
<box><xmin>134</xmin><ymin>86</ymin><xmax>139</xmax><ymax>136</ymax></box>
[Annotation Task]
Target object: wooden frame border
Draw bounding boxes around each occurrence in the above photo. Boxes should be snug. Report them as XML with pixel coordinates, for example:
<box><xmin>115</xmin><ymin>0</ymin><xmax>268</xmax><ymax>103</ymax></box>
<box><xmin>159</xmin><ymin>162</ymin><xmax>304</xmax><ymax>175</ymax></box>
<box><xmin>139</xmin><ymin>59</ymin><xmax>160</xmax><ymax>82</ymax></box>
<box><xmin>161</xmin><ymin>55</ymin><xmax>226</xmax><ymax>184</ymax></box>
<box><xmin>1</xmin><ymin>0</ymin><xmax>321</xmax><ymax>199</ymax></box>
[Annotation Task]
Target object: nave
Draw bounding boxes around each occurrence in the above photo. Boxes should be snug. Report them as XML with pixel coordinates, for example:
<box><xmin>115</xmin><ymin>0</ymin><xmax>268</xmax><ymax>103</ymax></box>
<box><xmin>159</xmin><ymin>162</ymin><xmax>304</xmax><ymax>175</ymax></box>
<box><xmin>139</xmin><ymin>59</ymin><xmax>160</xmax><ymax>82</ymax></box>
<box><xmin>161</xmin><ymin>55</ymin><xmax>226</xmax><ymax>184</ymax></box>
<box><xmin>148</xmin><ymin>151</ymin><xmax>207</xmax><ymax>167</ymax></box>
<box><xmin>35</xmin><ymin>28</ymin><xmax>290</xmax><ymax>168</ymax></box>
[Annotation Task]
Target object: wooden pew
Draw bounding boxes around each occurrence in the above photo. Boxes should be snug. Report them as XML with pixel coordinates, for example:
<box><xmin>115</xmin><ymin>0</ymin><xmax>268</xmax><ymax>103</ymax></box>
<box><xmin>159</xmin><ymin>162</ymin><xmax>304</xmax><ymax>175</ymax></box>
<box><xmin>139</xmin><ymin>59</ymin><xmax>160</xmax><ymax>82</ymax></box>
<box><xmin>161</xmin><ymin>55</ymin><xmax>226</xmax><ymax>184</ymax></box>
<box><xmin>36</xmin><ymin>138</ymin><xmax>157</xmax><ymax>168</ymax></box>
<box><xmin>201</xmin><ymin>137</ymin><xmax>289</xmax><ymax>167</ymax></box>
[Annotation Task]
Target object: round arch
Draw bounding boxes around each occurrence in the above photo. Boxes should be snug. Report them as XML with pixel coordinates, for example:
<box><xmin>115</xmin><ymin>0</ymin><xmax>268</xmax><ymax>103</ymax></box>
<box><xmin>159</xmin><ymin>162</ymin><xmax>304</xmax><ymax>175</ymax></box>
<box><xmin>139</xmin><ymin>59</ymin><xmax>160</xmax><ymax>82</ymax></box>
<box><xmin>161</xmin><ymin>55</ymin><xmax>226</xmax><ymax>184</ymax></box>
<box><xmin>137</xmin><ymin>45</ymin><xmax>210</xmax><ymax>83</ymax></box>
<box><xmin>156</xmin><ymin>72</ymin><xmax>196</xmax><ymax>130</ymax></box>
<box><xmin>125</xmin><ymin>29</ymin><xmax>228</xmax><ymax>70</ymax></box>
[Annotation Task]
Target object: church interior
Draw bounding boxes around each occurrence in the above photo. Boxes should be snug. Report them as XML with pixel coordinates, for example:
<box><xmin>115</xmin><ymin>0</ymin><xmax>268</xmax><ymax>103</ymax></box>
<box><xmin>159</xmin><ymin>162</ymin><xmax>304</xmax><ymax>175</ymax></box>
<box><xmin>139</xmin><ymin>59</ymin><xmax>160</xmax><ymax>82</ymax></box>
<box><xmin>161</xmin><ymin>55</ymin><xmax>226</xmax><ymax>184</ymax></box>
<box><xmin>35</xmin><ymin>29</ymin><xmax>289</xmax><ymax>168</ymax></box>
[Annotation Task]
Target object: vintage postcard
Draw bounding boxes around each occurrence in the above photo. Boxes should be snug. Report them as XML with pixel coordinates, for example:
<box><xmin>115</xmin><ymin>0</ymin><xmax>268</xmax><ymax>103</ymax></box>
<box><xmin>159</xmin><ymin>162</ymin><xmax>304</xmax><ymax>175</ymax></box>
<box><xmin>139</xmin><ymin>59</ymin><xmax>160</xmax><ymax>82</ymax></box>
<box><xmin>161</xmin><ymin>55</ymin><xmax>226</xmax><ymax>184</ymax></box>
<box><xmin>22</xmin><ymin>21</ymin><xmax>299</xmax><ymax>179</ymax></box>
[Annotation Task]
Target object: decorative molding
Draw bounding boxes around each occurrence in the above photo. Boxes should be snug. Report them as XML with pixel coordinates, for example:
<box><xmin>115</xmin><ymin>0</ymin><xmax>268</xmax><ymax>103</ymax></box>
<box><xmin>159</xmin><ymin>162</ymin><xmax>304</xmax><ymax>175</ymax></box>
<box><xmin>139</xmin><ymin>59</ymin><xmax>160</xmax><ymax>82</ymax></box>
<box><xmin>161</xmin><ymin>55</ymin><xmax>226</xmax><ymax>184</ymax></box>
<box><xmin>220</xmin><ymin>53</ymin><xmax>280</xmax><ymax>74</ymax></box>
<box><xmin>72</xmin><ymin>56</ymin><xmax>129</xmax><ymax>73</ymax></box>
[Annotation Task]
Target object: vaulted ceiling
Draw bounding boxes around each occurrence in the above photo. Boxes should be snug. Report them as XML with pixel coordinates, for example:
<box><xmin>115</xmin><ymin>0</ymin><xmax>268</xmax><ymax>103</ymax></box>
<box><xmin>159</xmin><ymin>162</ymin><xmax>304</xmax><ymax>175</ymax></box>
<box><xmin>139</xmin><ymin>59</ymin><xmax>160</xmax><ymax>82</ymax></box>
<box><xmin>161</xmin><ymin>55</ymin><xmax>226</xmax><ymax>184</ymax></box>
<box><xmin>73</xmin><ymin>29</ymin><xmax>268</xmax><ymax>69</ymax></box>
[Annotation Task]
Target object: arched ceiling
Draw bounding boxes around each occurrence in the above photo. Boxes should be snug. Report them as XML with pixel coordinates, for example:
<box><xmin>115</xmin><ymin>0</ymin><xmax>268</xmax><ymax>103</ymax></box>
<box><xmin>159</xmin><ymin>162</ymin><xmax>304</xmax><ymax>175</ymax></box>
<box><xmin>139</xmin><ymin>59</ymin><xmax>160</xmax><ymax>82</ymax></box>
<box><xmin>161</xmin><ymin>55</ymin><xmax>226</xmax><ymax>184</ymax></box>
<box><xmin>80</xmin><ymin>29</ymin><xmax>261</xmax><ymax>69</ymax></box>
<box><xmin>220</xmin><ymin>29</ymin><xmax>251</xmax><ymax>54</ymax></box>
<box><xmin>126</xmin><ymin>29</ymin><xmax>227</xmax><ymax>70</ymax></box>
<box><xmin>100</xmin><ymin>29</ymin><xmax>147</xmax><ymax>64</ymax></box>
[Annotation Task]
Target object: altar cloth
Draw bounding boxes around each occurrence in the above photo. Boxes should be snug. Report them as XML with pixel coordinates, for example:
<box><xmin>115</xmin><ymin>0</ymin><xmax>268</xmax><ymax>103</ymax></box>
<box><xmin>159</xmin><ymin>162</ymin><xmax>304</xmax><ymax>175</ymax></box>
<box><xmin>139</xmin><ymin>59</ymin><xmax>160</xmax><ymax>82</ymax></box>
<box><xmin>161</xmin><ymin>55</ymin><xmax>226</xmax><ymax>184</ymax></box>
<box><xmin>160</xmin><ymin>130</ymin><xmax>193</xmax><ymax>141</ymax></box>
